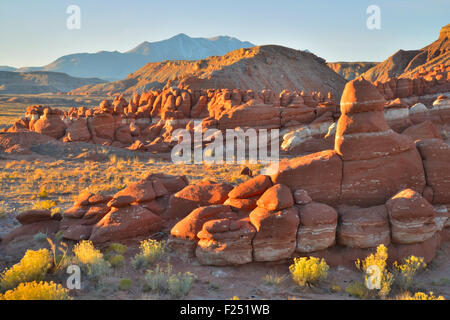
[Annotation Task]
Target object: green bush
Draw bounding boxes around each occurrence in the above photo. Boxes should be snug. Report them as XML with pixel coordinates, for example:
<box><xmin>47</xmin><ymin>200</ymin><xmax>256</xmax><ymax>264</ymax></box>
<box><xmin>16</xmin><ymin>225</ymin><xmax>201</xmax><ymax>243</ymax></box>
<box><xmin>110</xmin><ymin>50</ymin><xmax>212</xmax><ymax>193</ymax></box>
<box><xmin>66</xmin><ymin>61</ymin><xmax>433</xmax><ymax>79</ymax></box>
<box><xmin>132</xmin><ymin>239</ymin><xmax>167</xmax><ymax>269</ymax></box>
<box><xmin>345</xmin><ymin>281</ymin><xmax>369</xmax><ymax>299</ymax></box>
<box><xmin>118</xmin><ymin>279</ymin><xmax>132</xmax><ymax>291</ymax></box>
<box><xmin>144</xmin><ymin>264</ymin><xmax>195</xmax><ymax>299</ymax></box>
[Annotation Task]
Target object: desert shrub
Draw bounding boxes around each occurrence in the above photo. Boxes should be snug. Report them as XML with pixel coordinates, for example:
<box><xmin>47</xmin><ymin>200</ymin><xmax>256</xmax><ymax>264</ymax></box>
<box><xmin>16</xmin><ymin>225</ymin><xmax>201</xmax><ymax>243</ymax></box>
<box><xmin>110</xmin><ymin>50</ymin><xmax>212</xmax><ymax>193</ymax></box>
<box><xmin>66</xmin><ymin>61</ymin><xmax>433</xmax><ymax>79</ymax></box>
<box><xmin>345</xmin><ymin>281</ymin><xmax>369</xmax><ymax>299</ymax></box>
<box><xmin>393</xmin><ymin>256</ymin><xmax>426</xmax><ymax>291</ymax></box>
<box><xmin>132</xmin><ymin>239</ymin><xmax>167</xmax><ymax>269</ymax></box>
<box><xmin>144</xmin><ymin>264</ymin><xmax>195</xmax><ymax>299</ymax></box>
<box><xmin>72</xmin><ymin>240</ymin><xmax>110</xmax><ymax>280</ymax></box>
<box><xmin>108</xmin><ymin>255</ymin><xmax>125</xmax><ymax>268</ymax></box>
<box><xmin>289</xmin><ymin>257</ymin><xmax>329</xmax><ymax>287</ymax></box>
<box><xmin>261</xmin><ymin>272</ymin><xmax>287</xmax><ymax>286</ymax></box>
<box><xmin>355</xmin><ymin>244</ymin><xmax>394</xmax><ymax>299</ymax></box>
<box><xmin>0</xmin><ymin>249</ymin><xmax>52</xmax><ymax>291</ymax></box>
<box><xmin>47</xmin><ymin>238</ymin><xmax>69</xmax><ymax>273</ymax></box>
<box><xmin>118</xmin><ymin>278</ymin><xmax>132</xmax><ymax>291</ymax></box>
<box><xmin>33</xmin><ymin>200</ymin><xmax>58</xmax><ymax>211</ymax></box>
<box><xmin>395</xmin><ymin>291</ymin><xmax>445</xmax><ymax>300</ymax></box>
<box><xmin>107</xmin><ymin>243</ymin><xmax>127</xmax><ymax>255</ymax></box>
<box><xmin>330</xmin><ymin>284</ymin><xmax>341</xmax><ymax>293</ymax></box>
<box><xmin>0</xmin><ymin>281</ymin><xmax>71</xmax><ymax>300</ymax></box>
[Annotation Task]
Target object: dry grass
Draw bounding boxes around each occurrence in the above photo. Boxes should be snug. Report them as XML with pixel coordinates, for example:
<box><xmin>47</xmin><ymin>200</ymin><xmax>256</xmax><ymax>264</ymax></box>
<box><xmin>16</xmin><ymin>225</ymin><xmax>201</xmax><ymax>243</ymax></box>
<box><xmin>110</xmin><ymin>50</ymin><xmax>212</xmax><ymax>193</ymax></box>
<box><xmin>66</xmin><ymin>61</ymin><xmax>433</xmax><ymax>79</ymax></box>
<box><xmin>0</xmin><ymin>156</ymin><xmax>263</xmax><ymax>214</ymax></box>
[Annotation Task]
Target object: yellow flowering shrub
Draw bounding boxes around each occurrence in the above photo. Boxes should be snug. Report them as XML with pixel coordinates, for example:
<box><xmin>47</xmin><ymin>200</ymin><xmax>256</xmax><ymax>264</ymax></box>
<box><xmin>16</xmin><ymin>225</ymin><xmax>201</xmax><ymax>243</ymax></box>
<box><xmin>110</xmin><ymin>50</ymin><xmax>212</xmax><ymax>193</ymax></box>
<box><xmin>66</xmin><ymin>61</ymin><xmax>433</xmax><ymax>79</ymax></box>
<box><xmin>0</xmin><ymin>281</ymin><xmax>71</xmax><ymax>300</ymax></box>
<box><xmin>73</xmin><ymin>240</ymin><xmax>104</xmax><ymax>265</ymax></box>
<box><xmin>396</xmin><ymin>291</ymin><xmax>445</xmax><ymax>300</ymax></box>
<box><xmin>289</xmin><ymin>257</ymin><xmax>329</xmax><ymax>287</ymax></box>
<box><xmin>355</xmin><ymin>244</ymin><xmax>394</xmax><ymax>298</ymax></box>
<box><xmin>393</xmin><ymin>256</ymin><xmax>426</xmax><ymax>290</ymax></box>
<box><xmin>131</xmin><ymin>239</ymin><xmax>167</xmax><ymax>269</ymax></box>
<box><xmin>0</xmin><ymin>249</ymin><xmax>52</xmax><ymax>291</ymax></box>
<box><xmin>72</xmin><ymin>240</ymin><xmax>110</xmax><ymax>280</ymax></box>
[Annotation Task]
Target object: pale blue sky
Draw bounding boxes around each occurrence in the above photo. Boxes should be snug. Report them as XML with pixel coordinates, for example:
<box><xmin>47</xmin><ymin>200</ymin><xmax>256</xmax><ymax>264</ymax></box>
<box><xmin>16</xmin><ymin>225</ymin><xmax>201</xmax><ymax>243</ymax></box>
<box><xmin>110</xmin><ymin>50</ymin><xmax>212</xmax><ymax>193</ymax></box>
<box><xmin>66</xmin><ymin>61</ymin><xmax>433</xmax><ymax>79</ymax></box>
<box><xmin>0</xmin><ymin>0</ymin><xmax>448</xmax><ymax>68</ymax></box>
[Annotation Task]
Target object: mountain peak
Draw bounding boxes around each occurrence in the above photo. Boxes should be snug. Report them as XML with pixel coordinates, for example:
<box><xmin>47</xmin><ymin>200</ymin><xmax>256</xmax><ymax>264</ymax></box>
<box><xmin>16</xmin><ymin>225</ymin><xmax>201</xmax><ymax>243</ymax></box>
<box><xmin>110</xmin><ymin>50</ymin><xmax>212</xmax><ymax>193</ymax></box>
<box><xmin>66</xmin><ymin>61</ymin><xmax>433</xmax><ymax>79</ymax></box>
<box><xmin>172</xmin><ymin>33</ymin><xmax>190</xmax><ymax>39</ymax></box>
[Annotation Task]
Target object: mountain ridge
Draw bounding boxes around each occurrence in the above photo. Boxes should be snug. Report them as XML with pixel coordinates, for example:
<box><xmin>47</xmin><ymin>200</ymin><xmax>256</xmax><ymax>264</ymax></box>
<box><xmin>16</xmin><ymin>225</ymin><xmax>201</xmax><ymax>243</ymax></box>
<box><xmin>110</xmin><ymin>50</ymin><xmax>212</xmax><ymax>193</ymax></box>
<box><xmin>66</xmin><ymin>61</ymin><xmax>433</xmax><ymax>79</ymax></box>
<box><xmin>70</xmin><ymin>45</ymin><xmax>347</xmax><ymax>98</ymax></box>
<box><xmin>15</xmin><ymin>34</ymin><xmax>255</xmax><ymax>81</ymax></box>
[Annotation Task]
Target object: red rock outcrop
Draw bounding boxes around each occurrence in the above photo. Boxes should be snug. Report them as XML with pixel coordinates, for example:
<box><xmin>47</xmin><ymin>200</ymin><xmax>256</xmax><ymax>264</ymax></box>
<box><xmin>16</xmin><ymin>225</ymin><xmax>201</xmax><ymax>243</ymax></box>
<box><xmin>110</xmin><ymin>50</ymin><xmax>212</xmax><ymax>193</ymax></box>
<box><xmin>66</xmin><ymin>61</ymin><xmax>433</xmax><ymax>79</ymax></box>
<box><xmin>386</xmin><ymin>189</ymin><xmax>437</xmax><ymax>244</ymax></box>
<box><xmin>296</xmin><ymin>201</ymin><xmax>337</xmax><ymax>253</ymax></box>
<box><xmin>164</xmin><ymin>180</ymin><xmax>233</xmax><ymax>220</ymax></box>
<box><xmin>337</xmin><ymin>78</ymin><xmax>426</xmax><ymax>206</ymax></box>
<box><xmin>336</xmin><ymin>205</ymin><xmax>391</xmax><ymax>248</ymax></box>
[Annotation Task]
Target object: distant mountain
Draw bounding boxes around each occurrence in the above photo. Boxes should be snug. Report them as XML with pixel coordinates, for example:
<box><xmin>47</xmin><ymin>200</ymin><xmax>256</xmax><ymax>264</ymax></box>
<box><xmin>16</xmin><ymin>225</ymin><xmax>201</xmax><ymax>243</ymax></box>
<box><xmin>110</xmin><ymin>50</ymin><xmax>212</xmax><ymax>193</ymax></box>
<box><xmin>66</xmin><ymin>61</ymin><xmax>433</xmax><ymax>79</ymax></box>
<box><xmin>361</xmin><ymin>24</ymin><xmax>450</xmax><ymax>82</ymax></box>
<box><xmin>70</xmin><ymin>45</ymin><xmax>347</xmax><ymax>98</ymax></box>
<box><xmin>327</xmin><ymin>62</ymin><xmax>378</xmax><ymax>80</ymax></box>
<box><xmin>17</xmin><ymin>34</ymin><xmax>255</xmax><ymax>81</ymax></box>
<box><xmin>0</xmin><ymin>66</ymin><xmax>18</xmax><ymax>72</ymax></box>
<box><xmin>0</xmin><ymin>71</ymin><xmax>105</xmax><ymax>94</ymax></box>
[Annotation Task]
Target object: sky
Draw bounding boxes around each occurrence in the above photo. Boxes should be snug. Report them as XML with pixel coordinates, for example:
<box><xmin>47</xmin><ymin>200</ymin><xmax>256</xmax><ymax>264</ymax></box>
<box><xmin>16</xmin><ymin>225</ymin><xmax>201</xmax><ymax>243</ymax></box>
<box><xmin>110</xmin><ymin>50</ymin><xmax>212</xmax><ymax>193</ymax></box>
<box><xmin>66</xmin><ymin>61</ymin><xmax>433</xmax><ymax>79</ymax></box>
<box><xmin>0</xmin><ymin>0</ymin><xmax>449</xmax><ymax>68</ymax></box>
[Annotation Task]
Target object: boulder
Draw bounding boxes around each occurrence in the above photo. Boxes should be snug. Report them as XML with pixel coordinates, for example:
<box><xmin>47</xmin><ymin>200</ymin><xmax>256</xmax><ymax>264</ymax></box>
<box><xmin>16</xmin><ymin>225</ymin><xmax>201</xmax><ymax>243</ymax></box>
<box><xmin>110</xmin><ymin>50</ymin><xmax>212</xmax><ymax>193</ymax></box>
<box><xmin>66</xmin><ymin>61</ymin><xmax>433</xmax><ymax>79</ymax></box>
<box><xmin>402</xmin><ymin>120</ymin><xmax>442</xmax><ymax>141</ymax></box>
<box><xmin>90</xmin><ymin>205</ymin><xmax>162</xmax><ymax>243</ymax></box>
<box><xmin>142</xmin><ymin>173</ymin><xmax>189</xmax><ymax>194</ymax></box>
<box><xmin>336</xmin><ymin>205</ymin><xmax>391</xmax><ymax>248</ymax></box>
<box><xmin>340</xmin><ymin>148</ymin><xmax>426</xmax><ymax>206</ymax></box>
<box><xmin>33</xmin><ymin>114</ymin><xmax>66</xmax><ymax>139</ymax></box>
<box><xmin>296</xmin><ymin>202</ymin><xmax>337</xmax><ymax>253</ymax></box>
<box><xmin>249</xmin><ymin>206</ymin><xmax>299</xmax><ymax>261</ymax></box>
<box><xmin>165</xmin><ymin>181</ymin><xmax>233</xmax><ymax>220</ymax></box>
<box><xmin>293</xmin><ymin>189</ymin><xmax>312</xmax><ymax>205</ymax></box>
<box><xmin>227</xmin><ymin>175</ymin><xmax>272</xmax><ymax>199</ymax></box>
<box><xmin>170</xmin><ymin>205</ymin><xmax>232</xmax><ymax>241</ymax></box>
<box><xmin>386</xmin><ymin>189</ymin><xmax>436</xmax><ymax>244</ymax></box>
<box><xmin>65</xmin><ymin>118</ymin><xmax>91</xmax><ymax>142</ymax></box>
<box><xmin>415</xmin><ymin>139</ymin><xmax>450</xmax><ymax>204</ymax></box>
<box><xmin>256</xmin><ymin>184</ymin><xmax>293</xmax><ymax>211</ymax></box>
<box><xmin>223</xmin><ymin>197</ymin><xmax>258</xmax><ymax>212</ymax></box>
<box><xmin>271</xmin><ymin>150</ymin><xmax>342</xmax><ymax>206</ymax></box>
<box><xmin>16</xmin><ymin>209</ymin><xmax>61</xmax><ymax>225</ymax></box>
<box><xmin>218</xmin><ymin>101</ymin><xmax>281</xmax><ymax>129</ymax></box>
<box><xmin>196</xmin><ymin>218</ymin><xmax>256</xmax><ymax>266</ymax></box>
<box><xmin>89</xmin><ymin>112</ymin><xmax>115</xmax><ymax>141</ymax></box>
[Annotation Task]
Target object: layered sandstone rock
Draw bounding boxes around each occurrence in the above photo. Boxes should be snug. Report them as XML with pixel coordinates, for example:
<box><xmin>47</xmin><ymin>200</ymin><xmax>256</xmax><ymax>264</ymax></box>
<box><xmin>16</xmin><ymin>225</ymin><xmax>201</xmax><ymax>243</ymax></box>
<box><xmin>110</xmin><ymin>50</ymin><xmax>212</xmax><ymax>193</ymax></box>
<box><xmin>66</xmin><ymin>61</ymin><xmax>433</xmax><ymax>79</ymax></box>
<box><xmin>168</xmin><ymin>205</ymin><xmax>232</xmax><ymax>256</ymax></box>
<box><xmin>402</xmin><ymin>120</ymin><xmax>442</xmax><ymax>141</ymax></box>
<box><xmin>195</xmin><ymin>218</ymin><xmax>256</xmax><ymax>266</ymax></box>
<box><xmin>249</xmin><ymin>185</ymin><xmax>298</xmax><ymax>261</ymax></box>
<box><xmin>228</xmin><ymin>175</ymin><xmax>272</xmax><ymax>199</ymax></box>
<box><xmin>271</xmin><ymin>150</ymin><xmax>342</xmax><ymax>206</ymax></box>
<box><xmin>296</xmin><ymin>202</ymin><xmax>337</xmax><ymax>253</ymax></box>
<box><xmin>336</xmin><ymin>205</ymin><xmax>391</xmax><ymax>248</ymax></box>
<box><xmin>60</xmin><ymin>193</ymin><xmax>112</xmax><ymax>241</ymax></box>
<box><xmin>33</xmin><ymin>109</ymin><xmax>66</xmax><ymax>139</ymax></box>
<box><xmin>165</xmin><ymin>180</ymin><xmax>233</xmax><ymax>220</ymax></box>
<box><xmin>337</xmin><ymin>78</ymin><xmax>426</xmax><ymax>206</ymax></box>
<box><xmin>90</xmin><ymin>205</ymin><xmax>162</xmax><ymax>243</ymax></box>
<box><xmin>416</xmin><ymin>138</ymin><xmax>450</xmax><ymax>204</ymax></box>
<box><xmin>386</xmin><ymin>189</ymin><xmax>437</xmax><ymax>244</ymax></box>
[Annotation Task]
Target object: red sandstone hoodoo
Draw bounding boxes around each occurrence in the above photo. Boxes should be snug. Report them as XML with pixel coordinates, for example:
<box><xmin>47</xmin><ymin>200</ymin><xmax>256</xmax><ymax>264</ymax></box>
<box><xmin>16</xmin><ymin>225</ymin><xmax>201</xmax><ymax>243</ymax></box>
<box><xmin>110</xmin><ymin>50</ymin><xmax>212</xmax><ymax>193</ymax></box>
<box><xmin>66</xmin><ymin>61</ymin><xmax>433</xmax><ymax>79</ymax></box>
<box><xmin>2</xmin><ymin>78</ymin><xmax>450</xmax><ymax>268</ymax></box>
